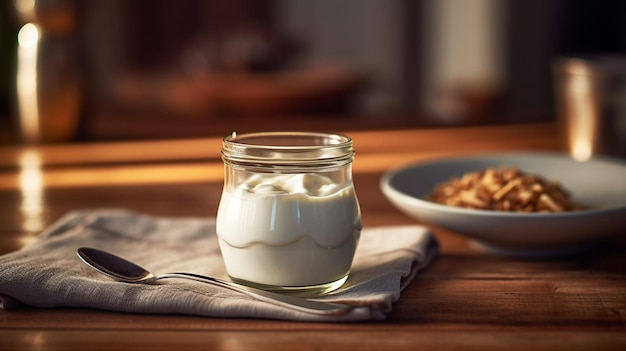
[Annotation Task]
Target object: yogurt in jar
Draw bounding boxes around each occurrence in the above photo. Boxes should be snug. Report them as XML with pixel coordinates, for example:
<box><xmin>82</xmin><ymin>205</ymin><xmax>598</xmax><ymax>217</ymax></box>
<box><xmin>216</xmin><ymin>173</ymin><xmax>362</xmax><ymax>289</ymax></box>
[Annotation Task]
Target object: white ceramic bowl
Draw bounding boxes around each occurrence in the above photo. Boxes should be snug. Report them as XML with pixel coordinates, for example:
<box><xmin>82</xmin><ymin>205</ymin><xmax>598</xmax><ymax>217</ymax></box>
<box><xmin>380</xmin><ymin>152</ymin><xmax>626</xmax><ymax>257</ymax></box>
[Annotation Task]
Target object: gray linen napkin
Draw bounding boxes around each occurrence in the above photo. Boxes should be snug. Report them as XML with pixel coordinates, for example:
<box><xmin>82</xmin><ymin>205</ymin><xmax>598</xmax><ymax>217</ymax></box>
<box><xmin>0</xmin><ymin>209</ymin><xmax>438</xmax><ymax>321</ymax></box>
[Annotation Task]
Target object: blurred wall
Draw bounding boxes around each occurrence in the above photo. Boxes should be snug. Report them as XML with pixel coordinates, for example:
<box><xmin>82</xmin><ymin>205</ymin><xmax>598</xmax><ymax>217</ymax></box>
<box><xmin>80</xmin><ymin>0</ymin><xmax>626</xmax><ymax>119</ymax></box>
<box><xmin>418</xmin><ymin>0</ymin><xmax>506</xmax><ymax>124</ymax></box>
<box><xmin>276</xmin><ymin>0</ymin><xmax>406</xmax><ymax>114</ymax></box>
<box><xmin>1</xmin><ymin>0</ymin><xmax>625</xmax><ymax>142</ymax></box>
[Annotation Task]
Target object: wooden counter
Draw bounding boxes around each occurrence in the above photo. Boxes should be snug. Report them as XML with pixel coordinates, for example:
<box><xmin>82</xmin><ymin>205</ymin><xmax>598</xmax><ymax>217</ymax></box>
<box><xmin>1</xmin><ymin>123</ymin><xmax>624</xmax><ymax>351</ymax></box>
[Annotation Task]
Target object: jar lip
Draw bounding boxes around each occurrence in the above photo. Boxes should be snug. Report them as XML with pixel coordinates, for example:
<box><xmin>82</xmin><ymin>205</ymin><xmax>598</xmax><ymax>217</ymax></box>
<box><xmin>222</xmin><ymin>131</ymin><xmax>354</xmax><ymax>169</ymax></box>
<box><xmin>223</xmin><ymin>131</ymin><xmax>352</xmax><ymax>148</ymax></box>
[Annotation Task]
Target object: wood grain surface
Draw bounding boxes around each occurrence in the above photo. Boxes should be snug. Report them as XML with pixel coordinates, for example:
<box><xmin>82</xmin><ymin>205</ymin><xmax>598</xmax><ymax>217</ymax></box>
<box><xmin>1</xmin><ymin>123</ymin><xmax>624</xmax><ymax>351</ymax></box>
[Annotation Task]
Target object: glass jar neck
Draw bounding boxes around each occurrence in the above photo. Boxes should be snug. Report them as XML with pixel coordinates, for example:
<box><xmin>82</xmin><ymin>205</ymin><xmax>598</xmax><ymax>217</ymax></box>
<box><xmin>221</xmin><ymin>132</ymin><xmax>354</xmax><ymax>172</ymax></box>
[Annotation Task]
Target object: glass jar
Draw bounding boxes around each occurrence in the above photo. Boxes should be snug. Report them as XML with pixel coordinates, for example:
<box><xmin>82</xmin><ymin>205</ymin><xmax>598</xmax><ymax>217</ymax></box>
<box><xmin>216</xmin><ymin>131</ymin><xmax>362</xmax><ymax>295</ymax></box>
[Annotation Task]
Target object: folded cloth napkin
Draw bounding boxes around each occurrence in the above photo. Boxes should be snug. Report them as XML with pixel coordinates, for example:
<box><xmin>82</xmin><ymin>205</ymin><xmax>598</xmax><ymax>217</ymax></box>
<box><xmin>0</xmin><ymin>209</ymin><xmax>438</xmax><ymax>322</ymax></box>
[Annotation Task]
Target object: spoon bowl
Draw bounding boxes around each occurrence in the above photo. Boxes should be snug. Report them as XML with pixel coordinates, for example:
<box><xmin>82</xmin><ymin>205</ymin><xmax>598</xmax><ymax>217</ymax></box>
<box><xmin>77</xmin><ymin>247</ymin><xmax>351</xmax><ymax>316</ymax></box>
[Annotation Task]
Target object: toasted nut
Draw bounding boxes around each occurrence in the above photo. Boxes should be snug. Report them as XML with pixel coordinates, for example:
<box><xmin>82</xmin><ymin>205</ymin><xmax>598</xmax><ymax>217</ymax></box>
<box><xmin>428</xmin><ymin>166</ymin><xmax>586</xmax><ymax>212</ymax></box>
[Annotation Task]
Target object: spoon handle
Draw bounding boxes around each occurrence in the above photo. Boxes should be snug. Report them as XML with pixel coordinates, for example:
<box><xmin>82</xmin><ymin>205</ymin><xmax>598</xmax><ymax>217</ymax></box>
<box><xmin>156</xmin><ymin>272</ymin><xmax>352</xmax><ymax>316</ymax></box>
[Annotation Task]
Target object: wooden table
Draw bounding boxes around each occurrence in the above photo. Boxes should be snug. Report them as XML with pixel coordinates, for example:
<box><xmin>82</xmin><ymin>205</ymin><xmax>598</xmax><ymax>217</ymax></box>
<box><xmin>1</xmin><ymin>123</ymin><xmax>624</xmax><ymax>350</ymax></box>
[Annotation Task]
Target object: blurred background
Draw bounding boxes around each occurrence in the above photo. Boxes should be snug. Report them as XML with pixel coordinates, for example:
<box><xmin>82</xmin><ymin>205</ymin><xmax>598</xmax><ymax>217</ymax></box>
<box><xmin>0</xmin><ymin>0</ymin><xmax>625</xmax><ymax>144</ymax></box>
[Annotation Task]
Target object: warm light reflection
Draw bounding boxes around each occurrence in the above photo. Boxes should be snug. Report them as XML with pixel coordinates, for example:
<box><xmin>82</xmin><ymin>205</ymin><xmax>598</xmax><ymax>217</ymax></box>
<box><xmin>18</xmin><ymin>23</ymin><xmax>40</xmax><ymax>48</ymax></box>
<box><xmin>17</xmin><ymin>23</ymin><xmax>41</xmax><ymax>144</ymax></box>
<box><xmin>571</xmin><ymin>131</ymin><xmax>593</xmax><ymax>162</ymax></box>
<box><xmin>566</xmin><ymin>71</ymin><xmax>597</xmax><ymax>162</ymax></box>
<box><xmin>19</xmin><ymin>149</ymin><xmax>44</xmax><ymax>232</ymax></box>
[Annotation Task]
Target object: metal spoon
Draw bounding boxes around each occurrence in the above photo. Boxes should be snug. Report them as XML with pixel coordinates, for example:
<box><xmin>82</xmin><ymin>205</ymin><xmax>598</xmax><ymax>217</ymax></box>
<box><xmin>76</xmin><ymin>247</ymin><xmax>351</xmax><ymax>316</ymax></box>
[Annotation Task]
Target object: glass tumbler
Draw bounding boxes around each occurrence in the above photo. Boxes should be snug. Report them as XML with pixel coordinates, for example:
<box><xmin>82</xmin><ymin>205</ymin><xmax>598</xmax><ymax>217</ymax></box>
<box><xmin>216</xmin><ymin>132</ymin><xmax>362</xmax><ymax>295</ymax></box>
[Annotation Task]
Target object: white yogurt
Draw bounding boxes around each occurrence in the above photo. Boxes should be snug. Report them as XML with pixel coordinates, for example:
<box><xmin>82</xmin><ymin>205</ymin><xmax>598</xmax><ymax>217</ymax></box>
<box><xmin>216</xmin><ymin>173</ymin><xmax>362</xmax><ymax>288</ymax></box>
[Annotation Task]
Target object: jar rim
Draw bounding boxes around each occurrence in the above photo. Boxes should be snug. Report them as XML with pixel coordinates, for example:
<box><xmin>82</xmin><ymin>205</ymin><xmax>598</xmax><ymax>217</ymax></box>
<box><xmin>222</xmin><ymin>131</ymin><xmax>354</xmax><ymax>170</ymax></box>
<box><xmin>224</xmin><ymin>131</ymin><xmax>351</xmax><ymax>147</ymax></box>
